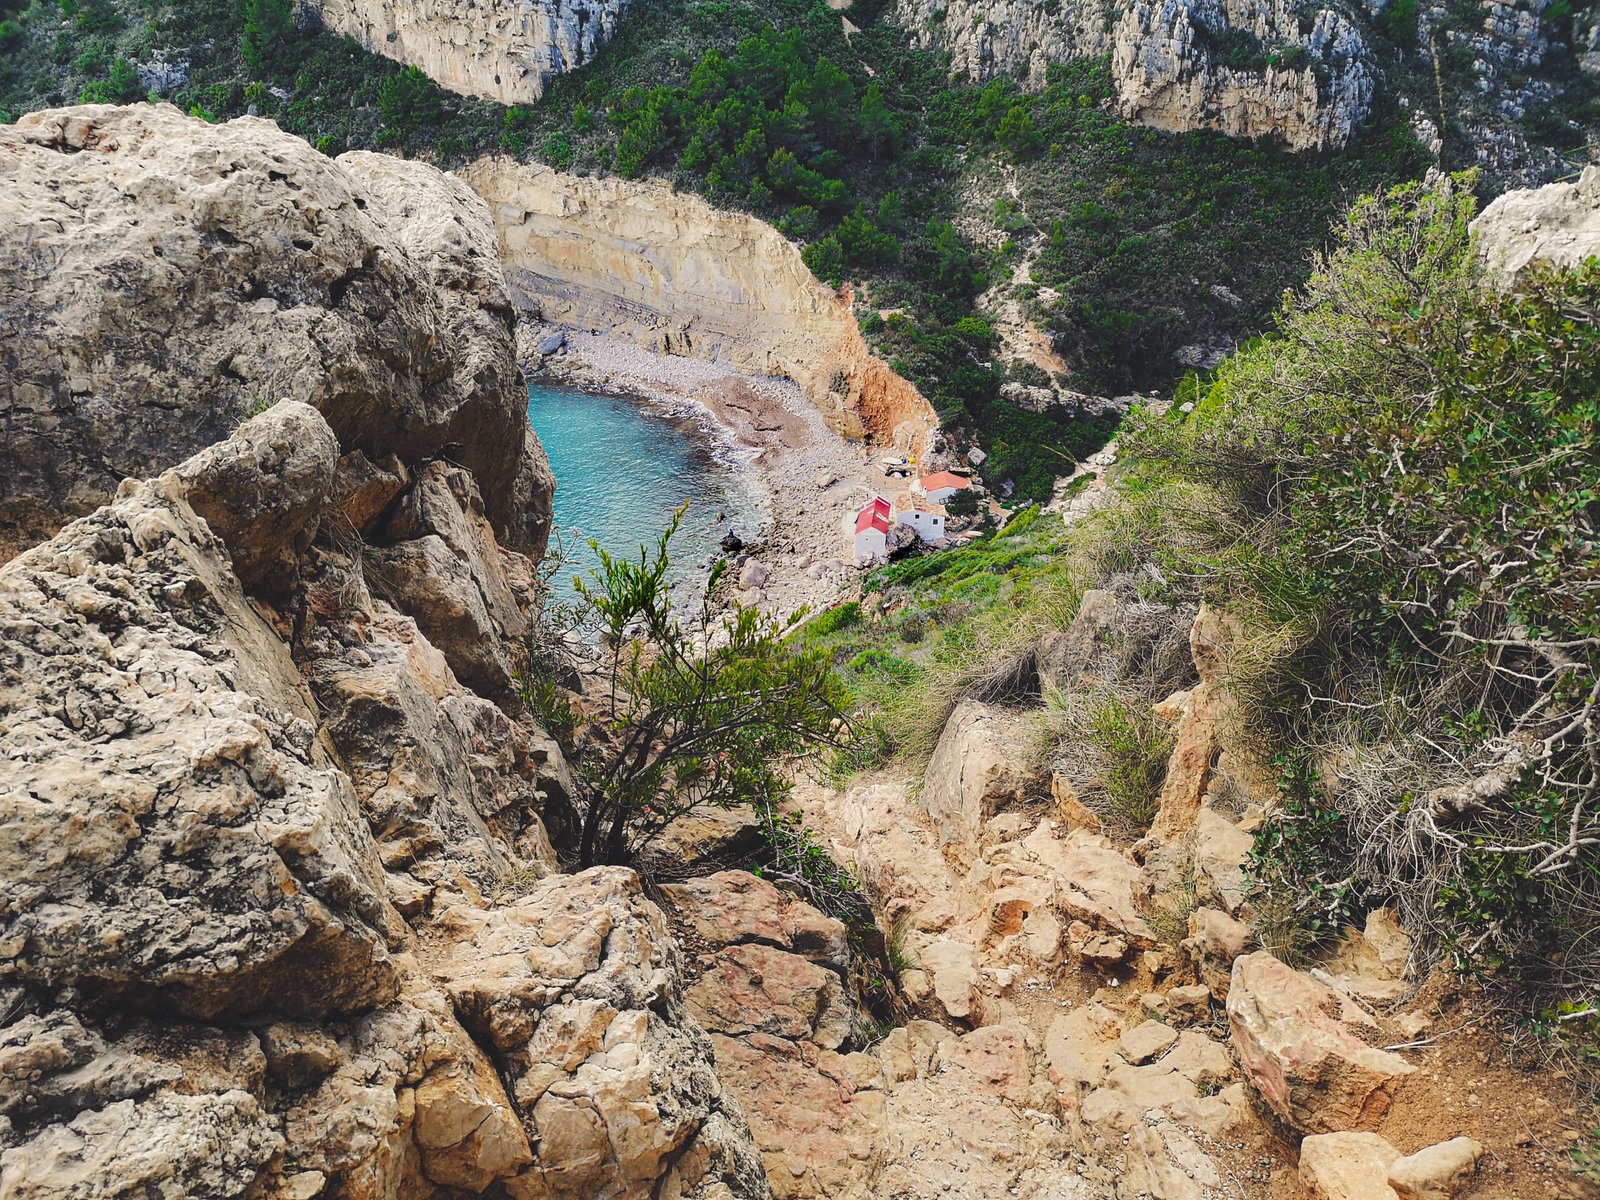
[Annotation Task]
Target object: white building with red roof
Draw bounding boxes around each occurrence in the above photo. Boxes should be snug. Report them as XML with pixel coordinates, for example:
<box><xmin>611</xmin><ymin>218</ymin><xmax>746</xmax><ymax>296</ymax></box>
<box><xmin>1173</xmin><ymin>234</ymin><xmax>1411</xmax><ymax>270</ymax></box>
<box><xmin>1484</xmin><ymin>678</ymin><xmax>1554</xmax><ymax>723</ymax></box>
<box><xmin>916</xmin><ymin>470</ymin><xmax>973</xmax><ymax>505</ymax></box>
<box><xmin>853</xmin><ymin>495</ymin><xmax>893</xmax><ymax>561</ymax></box>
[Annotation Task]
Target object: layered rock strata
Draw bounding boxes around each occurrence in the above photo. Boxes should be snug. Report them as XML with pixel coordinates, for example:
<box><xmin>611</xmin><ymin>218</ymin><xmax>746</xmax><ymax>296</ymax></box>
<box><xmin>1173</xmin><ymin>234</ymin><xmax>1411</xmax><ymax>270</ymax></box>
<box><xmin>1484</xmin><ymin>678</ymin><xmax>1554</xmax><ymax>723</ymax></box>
<box><xmin>311</xmin><ymin>0</ymin><xmax>634</xmax><ymax>105</ymax></box>
<box><xmin>460</xmin><ymin>158</ymin><xmax>939</xmax><ymax>455</ymax></box>
<box><xmin>0</xmin><ymin>105</ymin><xmax>552</xmax><ymax>559</ymax></box>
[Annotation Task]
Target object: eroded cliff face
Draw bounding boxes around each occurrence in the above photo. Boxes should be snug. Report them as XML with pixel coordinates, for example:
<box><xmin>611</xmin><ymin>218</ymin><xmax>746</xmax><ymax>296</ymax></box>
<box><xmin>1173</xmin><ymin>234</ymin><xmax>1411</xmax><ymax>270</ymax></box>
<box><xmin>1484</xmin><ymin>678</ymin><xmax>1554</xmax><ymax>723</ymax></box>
<box><xmin>896</xmin><ymin>0</ymin><xmax>1373</xmax><ymax>150</ymax></box>
<box><xmin>0</xmin><ymin>104</ymin><xmax>552</xmax><ymax>558</ymax></box>
<box><xmin>898</xmin><ymin>0</ymin><xmax>1588</xmax><ymax>167</ymax></box>
<box><xmin>310</xmin><ymin>0</ymin><xmax>633</xmax><ymax>105</ymax></box>
<box><xmin>460</xmin><ymin>158</ymin><xmax>939</xmax><ymax>455</ymax></box>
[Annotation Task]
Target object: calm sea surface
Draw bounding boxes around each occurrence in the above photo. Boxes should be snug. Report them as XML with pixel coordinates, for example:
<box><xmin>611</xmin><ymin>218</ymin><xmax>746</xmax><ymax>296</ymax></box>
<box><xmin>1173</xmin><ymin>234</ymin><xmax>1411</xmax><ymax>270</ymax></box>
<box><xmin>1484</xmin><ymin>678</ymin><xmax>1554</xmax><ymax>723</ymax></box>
<box><xmin>526</xmin><ymin>381</ymin><xmax>763</xmax><ymax>609</ymax></box>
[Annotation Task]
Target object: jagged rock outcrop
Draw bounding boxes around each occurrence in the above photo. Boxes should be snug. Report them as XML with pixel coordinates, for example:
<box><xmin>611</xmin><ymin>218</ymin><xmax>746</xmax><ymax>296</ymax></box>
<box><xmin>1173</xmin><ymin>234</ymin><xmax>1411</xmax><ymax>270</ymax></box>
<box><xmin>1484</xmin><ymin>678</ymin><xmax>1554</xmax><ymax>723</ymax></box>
<box><xmin>0</xmin><ymin>450</ymin><xmax>404</xmax><ymax>1024</ymax></box>
<box><xmin>1112</xmin><ymin>0</ymin><xmax>1375</xmax><ymax>151</ymax></box>
<box><xmin>895</xmin><ymin>0</ymin><xmax>1374</xmax><ymax>150</ymax></box>
<box><xmin>1473</xmin><ymin>164</ymin><xmax>1600</xmax><ymax>285</ymax></box>
<box><xmin>1227</xmin><ymin>951</ymin><xmax>1415</xmax><ymax>1134</ymax></box>
<box><xmin>460</xmin><ymin>158</ymin><xmax>939</xmax><ymax>455</ymax></box>
<box><xmin>0</xmin><ymin>401</ymin><xmax>766</xmax><ymax>1200</ymax></box>
<box><xmin>0</xmin><ymin>105</ymin><xmax>552</xmax><ymax>559</ymax></box>
<box><xmin>310</xmin><ymin>0</ymin><xmax>634</xmax><ymax>105</ymax></box>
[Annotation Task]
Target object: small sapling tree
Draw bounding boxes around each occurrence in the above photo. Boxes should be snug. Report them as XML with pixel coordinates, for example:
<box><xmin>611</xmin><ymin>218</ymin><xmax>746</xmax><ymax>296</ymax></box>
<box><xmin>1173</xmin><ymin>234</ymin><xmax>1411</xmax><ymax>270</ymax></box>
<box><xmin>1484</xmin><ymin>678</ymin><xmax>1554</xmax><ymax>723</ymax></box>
<box><xmin>571</xmin><ymin>510</ymin><xmax>849</xmax><ymax>868</ymax></box>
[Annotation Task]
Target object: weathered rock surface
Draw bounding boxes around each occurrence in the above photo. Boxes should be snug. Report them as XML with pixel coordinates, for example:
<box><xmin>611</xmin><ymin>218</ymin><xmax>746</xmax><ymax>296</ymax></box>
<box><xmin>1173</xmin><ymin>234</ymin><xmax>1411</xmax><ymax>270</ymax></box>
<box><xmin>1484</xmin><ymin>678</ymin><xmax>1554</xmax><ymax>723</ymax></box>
<box><xmin>0</xmin><ymin>400</ymin><xmax>760</xmax><ymax>1200</ymax></box>
<box><xmin>0</xmin><ymin>468</ymin><xmax>402</xmax><ymax>1022</ymax></box>
<box><xmin>1299</xmin><ymin>1131</ymin><xmax>1402</xmax><ymax>1200</ymax></box>
<box><xmin>1387</xmin><ymin>1136</ymin><xmax>1485</xmax><ymax>1200</ymax></box>
<box><xmin>460</xmin><ymin>158</ymin><xmax>939</xmax><ymax>455</ymax></box>
<box><xmin>896</xmin><ymin>0</ymin><xmax>1374</xmax><ymax>150</ymax></box>
<box><xmin>311</xmin><ymin>0</ymin><xmax>633</xmax><ymax>105</ymax></box>
<box><xmin>1474</xmin><ymin>164</ymin><xmax>1600</xmax><ymax>285</ymax></box>
<box><xmin>425</xmin><ymin>868</ymin><xmax>770</xmax><ymax>1200</ymax></box>
<box><xmin>168</xmin><ymin>400</ymin><xmax>339</xmax><ymax>595</ymax></box>
<box><xmin>921</xmin><ymin>698</ymin><xmax>1035</xmax><ymax>856</ymax></box>
<box><xmin>1112</xmin><ymin>0</ymin><xmax>1374</xmax><ymax>151</ymax></box>
<box><xmin>0</xmin><ymin>105</ymin><xmax>551</xmax><ymax>558</ymax></box>
<box><xmin>1227</xmin><ymin>951</ymin><xmax>1415</xmax><ymax>1133</ymax></box>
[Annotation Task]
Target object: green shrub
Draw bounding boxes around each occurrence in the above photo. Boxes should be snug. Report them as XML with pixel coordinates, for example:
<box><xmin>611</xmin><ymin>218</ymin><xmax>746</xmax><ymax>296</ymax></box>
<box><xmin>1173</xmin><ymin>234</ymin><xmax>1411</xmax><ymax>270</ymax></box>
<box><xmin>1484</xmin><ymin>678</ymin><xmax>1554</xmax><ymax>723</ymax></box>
<box><xmin>1082</xmin><ymin>691</ymin><xmax>1173</xmax><ymax>831</ymax></box>
<box><xmin>1129</xmin><ymin>172</ymin><xmax>1600</xmax><ymax>1001</ymax></box>
<box><xmin>808</xmin><ymin>601</ymin><xmax>862</xmax><ymax>637</ymax></box>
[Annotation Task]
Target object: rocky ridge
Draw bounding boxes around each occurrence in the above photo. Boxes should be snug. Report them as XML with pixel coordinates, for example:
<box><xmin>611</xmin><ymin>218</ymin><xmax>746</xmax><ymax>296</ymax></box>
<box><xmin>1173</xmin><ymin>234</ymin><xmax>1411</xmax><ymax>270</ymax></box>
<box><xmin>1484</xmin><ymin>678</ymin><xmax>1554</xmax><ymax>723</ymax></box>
<box><xmin>309</xmin><ymin>0</ymin><xmax>635</xmax><ymax>105</ymax></box>
<box><xmin>0</xmin><ymin>106</ymin><xmax>765</xmax><ymax>1200</ymax></box>
<box><xmin>896</xmin><ymin>0</ymin><xmax>1374</xmax><ymax>151</ymax></box>
<box><xmin>895</xmin><ymin>0</ymin><xmax>1589</xmax><ymax>176</ymax></box>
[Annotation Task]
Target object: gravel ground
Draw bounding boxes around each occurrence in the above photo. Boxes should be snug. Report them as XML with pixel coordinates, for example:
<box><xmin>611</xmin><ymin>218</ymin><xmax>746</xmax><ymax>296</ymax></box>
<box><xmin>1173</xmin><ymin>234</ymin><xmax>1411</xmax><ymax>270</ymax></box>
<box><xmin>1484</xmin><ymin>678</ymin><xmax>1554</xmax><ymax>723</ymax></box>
<box><xmin>522</xmin><ymin>325</ymin><xmax>888</xmax><ymax>622</ymax></box>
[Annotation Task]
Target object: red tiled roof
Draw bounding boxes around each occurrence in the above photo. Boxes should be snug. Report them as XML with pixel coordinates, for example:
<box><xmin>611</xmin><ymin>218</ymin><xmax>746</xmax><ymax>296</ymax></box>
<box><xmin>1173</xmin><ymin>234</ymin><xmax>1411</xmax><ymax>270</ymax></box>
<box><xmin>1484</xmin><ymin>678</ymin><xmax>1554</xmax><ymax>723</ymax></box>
<box><xmin>920</xmin><ymin>471</ymin><xmax>972</xmax><ymax>492</ymax></box>
<box><xmin>855</xmin><ymin>496</ymin><xmax>892</xmax><ymax>535</ymax></box>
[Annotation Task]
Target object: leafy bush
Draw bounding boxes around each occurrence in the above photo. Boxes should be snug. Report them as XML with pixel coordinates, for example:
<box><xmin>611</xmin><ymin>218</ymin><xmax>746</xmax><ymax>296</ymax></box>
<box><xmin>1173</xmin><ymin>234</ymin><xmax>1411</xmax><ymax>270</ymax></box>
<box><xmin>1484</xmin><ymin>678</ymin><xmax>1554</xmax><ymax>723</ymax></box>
<box><xmin>1128</xmin><ymin>173</ymin><xmax>1600</xmax><ymax>997</ymax></box>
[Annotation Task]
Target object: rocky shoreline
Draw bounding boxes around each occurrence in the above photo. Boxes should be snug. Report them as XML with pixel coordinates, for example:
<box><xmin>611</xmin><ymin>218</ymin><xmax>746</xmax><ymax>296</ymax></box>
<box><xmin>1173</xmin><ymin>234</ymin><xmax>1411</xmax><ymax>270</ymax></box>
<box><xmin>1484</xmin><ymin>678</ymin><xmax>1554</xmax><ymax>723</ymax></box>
<box><xmin>519</xmin><ymin>323</ymin><xmax>885</xmax><ymax>622</ymax></box>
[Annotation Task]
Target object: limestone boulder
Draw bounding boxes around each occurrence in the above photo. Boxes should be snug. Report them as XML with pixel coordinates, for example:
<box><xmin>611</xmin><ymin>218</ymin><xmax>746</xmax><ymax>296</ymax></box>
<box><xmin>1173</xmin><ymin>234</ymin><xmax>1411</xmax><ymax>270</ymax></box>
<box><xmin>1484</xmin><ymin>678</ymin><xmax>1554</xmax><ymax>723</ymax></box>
<box><xmin>425</xmin><ymin>868</ymin><xmax>769</xmax><ymax>1200</ymax></box>
<box><xmin>1181</xmin><ymin>906</ymin><xmax>1254</xmax><ymax>1001</ymax></box>
<box><xmin>1036</xmin><ymin>588</ymin><xmax>1123</xmax><ymax>693</ymax></box>
<box><xmin>1191</xmin><ymin>806</ymin><xmax>1255</xmax><ymax>916</ymax></box>
<box><xmin>0</xmin><ymin>105</ymin><xmax>551</xmax><ymax>557</ymax></box>
<box><xmin>1299</xmin><ymin>1131</ymin><xmax>1400</xmax><ymax>1200</ymax></box>
<box><xmin>1387</xmin><ymin>1137</ymin><xmax>1485</xmax><ymax>1200</ymax></box>
<box><xmin>922</xmin><ymin>700</ymin><xmax>1035</xmax><ymax>854</ymax></box>
<box><xmin>685</xmin><ymin>942</ymin><xmax>851</xmax><ymax>1050</ymax></box>
<box><xmin>1474</xmin><ymin>165</ymin><xmax>1600</xmax><ymax>286</ymax></box>
<box><xmin>0</xmin><ymin>1090</ymin><xmax>283</xmax><ymax>1200</ymax></box>
<box><xmin>309</xmin><ymin>603</ymin><xmax>563</xmax><ymax>896</ymax></box>
<box><xmin>0</xmin><ymin>476</ymin><xmax>401</xmax><ymax>1021</ymax></box>
<box><xmin>377</xmin><ymin>460</ymin><xmax>535</xmax><ymax>700</ymax></box>
<box><xmin>1227</xmin><ymin>951</ymin><xmax>1414</xmax><ymax>1133</ymax></box>
<box><xmin>165</xmin><ymin>400</ymin><xmax>338</xmax><ymax>595</ymax></box>
<box><xmin>661</xmin><ymin>870</ymin><xmax>848</xmax><ymax>965</ymax></box>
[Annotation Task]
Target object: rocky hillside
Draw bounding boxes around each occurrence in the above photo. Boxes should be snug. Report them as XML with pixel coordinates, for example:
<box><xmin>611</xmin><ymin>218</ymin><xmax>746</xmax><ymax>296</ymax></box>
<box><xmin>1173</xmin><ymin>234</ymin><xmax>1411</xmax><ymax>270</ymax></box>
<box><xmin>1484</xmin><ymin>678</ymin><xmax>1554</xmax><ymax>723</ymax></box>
<box><xmin>310</xmin><ymin>0</ymin><xmax>635</xmax><ymax>105</ymax></box>
<box><xmin>896</xmin><ymin>0</ymin><xmax>1594</xmax><ymax>182</ymax></box>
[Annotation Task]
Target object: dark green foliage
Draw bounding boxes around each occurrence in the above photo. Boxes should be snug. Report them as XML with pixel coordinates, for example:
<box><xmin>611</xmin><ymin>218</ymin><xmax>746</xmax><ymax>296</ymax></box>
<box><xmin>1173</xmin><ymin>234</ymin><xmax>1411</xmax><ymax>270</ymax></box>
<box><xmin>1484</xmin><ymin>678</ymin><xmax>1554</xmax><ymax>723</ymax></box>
<box><xmin>241</xmin><ymin>0</ymin><xmax>291</xmax><ymax>68</ymax></box>
<box><xmin>1128</xmin><ymin>175</ymin><xmax>1600</xmax><ymax>994</ymax></box>
<box><xmin>806</xmin><ymin>601</ymin><xmax>862</xmax><ymax>636</ymax></box>
<box><xmin>378</xmin><ymin>64</ymin><xmax>440</xmax><ymax>127</ymax></box>
<box><xmin>77</xmin><ymin>52</ymin><xmax>138</xmax><ymax>101</ymax></box>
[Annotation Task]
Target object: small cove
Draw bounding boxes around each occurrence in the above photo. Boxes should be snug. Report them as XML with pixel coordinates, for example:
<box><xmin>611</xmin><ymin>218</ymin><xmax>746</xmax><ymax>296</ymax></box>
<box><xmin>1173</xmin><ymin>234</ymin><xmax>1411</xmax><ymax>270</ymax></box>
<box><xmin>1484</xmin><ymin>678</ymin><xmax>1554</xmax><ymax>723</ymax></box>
<box><xmin>526</xmin><ymin>380</ymin><xmax>765</xmax><ymax>609</ymax></box>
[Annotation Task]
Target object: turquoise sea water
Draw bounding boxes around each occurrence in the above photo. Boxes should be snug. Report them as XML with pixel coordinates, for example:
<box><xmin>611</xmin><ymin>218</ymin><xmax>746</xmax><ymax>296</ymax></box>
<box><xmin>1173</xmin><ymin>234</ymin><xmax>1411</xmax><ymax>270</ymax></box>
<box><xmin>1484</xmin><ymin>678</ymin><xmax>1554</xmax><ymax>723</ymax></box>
<box><xmin>526</xmin><ymin>381</ymin><xmax>762</xmax><ymax>608</ymax></box>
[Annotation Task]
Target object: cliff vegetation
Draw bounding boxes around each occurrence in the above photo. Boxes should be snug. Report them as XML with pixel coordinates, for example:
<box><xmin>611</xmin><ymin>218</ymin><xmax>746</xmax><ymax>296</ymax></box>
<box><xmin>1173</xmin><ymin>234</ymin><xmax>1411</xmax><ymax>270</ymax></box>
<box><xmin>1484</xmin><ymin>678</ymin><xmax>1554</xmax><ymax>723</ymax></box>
<box><xmin>810</xmin><ymin>174</ymin><xmax>1600</xmax><ymax>1082</ymax></box>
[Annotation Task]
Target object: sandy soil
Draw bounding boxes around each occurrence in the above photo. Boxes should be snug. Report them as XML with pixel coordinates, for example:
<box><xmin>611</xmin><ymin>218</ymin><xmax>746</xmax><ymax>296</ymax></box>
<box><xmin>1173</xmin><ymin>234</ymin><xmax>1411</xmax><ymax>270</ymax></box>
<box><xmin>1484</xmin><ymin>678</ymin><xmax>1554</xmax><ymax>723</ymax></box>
<box><xmin>524</xmin><ymin>325</ymin><xmax>894</xmax><ymax>622</ymax></box>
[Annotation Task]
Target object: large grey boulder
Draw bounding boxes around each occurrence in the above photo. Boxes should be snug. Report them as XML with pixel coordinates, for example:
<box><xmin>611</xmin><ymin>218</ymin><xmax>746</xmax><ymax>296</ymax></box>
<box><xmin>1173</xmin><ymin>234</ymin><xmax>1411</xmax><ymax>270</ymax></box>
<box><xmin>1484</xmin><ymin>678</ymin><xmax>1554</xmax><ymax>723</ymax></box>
<box><xmin>1474</xmin><ymin>165</ymin><xmax>1600</xmax><ymax>286</ymax></box>
<box><xmin>0</xmin><ymin>104</ymin><xmax>551</xmax><ymax>557</ymax></box>
<box><xmin>0</xmin><ymin>473</ymin><xmax>403</xmax><ymax>1022</ymax></box>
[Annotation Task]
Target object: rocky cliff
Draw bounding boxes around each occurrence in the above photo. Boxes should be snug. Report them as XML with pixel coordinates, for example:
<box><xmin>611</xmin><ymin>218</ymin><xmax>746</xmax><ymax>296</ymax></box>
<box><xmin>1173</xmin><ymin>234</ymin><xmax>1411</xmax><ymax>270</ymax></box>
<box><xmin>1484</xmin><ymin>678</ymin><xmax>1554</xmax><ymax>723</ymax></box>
<box><xmin>309</xmin><ymin>0</ymin><xmax>634</xmax><ymax>105</ymax></box>
<box><xmin>0</xmin><ymin>107</ymin><xmax>768</xmax><ymax>1200</ymax></box>
<box><xmin>896</xmin><ymin>0</ymin><xmax>1374</xmax><ymax>150</ymax></box>
<box><xmin>461</xmin><ymin>158</ymin><xmax>939</xmax><ymax>454</ymax></box>
<box><xmin>0</xmin><ymin>104</ymin><xmax>552</xmax><ymax>559</ymax></box>
<box><xmin>895</xmin><ymin>0</ymin><xmax>1585</xmax><ymax>169</ymax></box>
